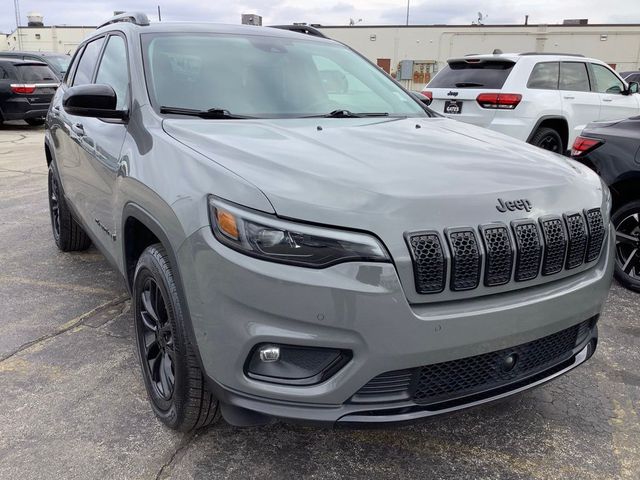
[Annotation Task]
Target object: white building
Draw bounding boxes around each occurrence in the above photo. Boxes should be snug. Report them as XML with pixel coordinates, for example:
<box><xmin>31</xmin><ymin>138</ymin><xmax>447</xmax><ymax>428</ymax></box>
<box><xmin>318</xmin><ymin>23</ymin><xmax>640</xmax><ymax>89</ymax></box>
<box><xmin>1</xmin><ymin>13</ymin><xmax>95</xmax><ymax>54</ymax></box>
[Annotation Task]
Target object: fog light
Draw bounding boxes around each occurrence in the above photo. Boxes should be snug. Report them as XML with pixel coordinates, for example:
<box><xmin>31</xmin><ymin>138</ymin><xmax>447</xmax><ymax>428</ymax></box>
<box><xmin>259</xmin><ymin>345</ymin><xmax>280</xmax><ymax>363</ymax></box>
<box><xmin>246</xmin><ymin>344</ymin><xmax>351</xmax><ymax>386</ymax></box>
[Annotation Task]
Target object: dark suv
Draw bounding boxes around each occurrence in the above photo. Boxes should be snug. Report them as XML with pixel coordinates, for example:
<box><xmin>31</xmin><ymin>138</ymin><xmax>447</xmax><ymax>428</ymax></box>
<box><xmin>0</xmin><ymin>58</ymin><xmax>59</xmax><ymax>125</ymax></box>
<box><xmin>45</xmin><ymin>13</ymin><xmax>612</xmax><ymax>431</ymax></box>
<box><xmin>0</xmin><ymin>51</ymin><xmax>71</xmax><ymax>80</ymax></box>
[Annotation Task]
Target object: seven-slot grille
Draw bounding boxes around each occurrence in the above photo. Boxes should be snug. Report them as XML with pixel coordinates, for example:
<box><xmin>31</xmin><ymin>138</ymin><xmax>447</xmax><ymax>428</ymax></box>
<box><xmin>407</xmin><ymin>208</ymin><xmax>605</xmax><ymax>294</ymax></box>
<box><xmin>352</xmin><ymin>318</ymin><xmax>595</xmax><ymax>405</ymax></box>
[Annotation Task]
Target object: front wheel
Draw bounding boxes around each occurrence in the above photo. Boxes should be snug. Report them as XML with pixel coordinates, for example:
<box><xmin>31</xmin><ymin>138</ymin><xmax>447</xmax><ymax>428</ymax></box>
<box><xmin>133</xmin><ymin>244</ymin><xmax>220</xmax><ymax>431</ymax></box>
<box><xmin>529</xmin><ymin>127</ymin><xmax>563</xmax><ymax>153</ymax></box>
<box><xmin>612</xmin><ymin>200</ymin><xmax>640</xmax><ymax>292</ymax></box>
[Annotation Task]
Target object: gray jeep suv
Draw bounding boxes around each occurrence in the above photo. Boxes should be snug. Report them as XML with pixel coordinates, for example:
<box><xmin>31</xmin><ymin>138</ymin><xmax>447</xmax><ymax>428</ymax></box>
<box><xmin>45</xmin><ymin>13</ymin><xmax>614</xmax><ymax>431</ymax></box>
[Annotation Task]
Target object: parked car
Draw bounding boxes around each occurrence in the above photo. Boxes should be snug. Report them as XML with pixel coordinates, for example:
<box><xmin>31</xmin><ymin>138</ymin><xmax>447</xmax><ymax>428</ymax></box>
<box><xmin>422</xmin><ymin>53</ymin><xmax>640</xmax><ymax>153</ymax></box>
<box><xmin>0</xmin><ymin>51</ymin><xmax>71</xmax><ymax>80</ymax></box>
<box><xmin>45</xmin><ymin>13</ymin><xmax>613</xmax><ymax>431</ymax></box>
<box><xmin>0</xmin><ymin>58</ymin><xmax>59</xmax><ymax>126</ymax></box>
<box><xmin>621</xmin><ymin>71</ymin><xmax>640</xmax><ymax>84</ymax></box>
<box><xmin>571</xmin><ymin>117</ymin><xmax>640</xmax><ymax>291</ymax></box>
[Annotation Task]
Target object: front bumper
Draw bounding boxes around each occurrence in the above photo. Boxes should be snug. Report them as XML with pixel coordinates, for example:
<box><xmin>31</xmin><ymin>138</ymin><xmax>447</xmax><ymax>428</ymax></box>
<box><xmin>177</xmin><ymin>226</ymin><xmax>613</xmax><ymax>425</ymax></box>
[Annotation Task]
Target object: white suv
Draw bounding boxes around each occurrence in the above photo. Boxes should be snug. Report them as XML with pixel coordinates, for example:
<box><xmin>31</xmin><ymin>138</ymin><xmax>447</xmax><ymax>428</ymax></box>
<box><xmin>422</xmin><ymin>53</ymin><xmax>640</xmax><ymax>153</ymax></box>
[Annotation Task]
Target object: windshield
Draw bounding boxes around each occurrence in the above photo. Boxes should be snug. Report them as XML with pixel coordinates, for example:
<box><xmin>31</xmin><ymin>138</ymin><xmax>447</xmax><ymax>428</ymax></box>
<box><xmin>428</xmin><ymin>60</ymin><xmax>514</xmax><ymax>89</ymax></box>
<box><xmin>16</xmin><ymin>64</ymin><xmax>58</xmax><ymax>82</ymax></box>
<box><xmin>142</xmin><ymin>33</ymin><xmax>426</xmax><ymax>118</ymax></box>
<box><xmin>45</xmin><ymin>55</ymin><xmax>71</xmax><ymax>74</ymax></box>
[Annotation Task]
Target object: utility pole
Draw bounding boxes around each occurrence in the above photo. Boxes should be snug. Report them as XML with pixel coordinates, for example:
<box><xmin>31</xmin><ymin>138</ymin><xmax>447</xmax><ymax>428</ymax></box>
<box><xmin>13</xmin><ymin>0</ymin><xmax>22</xmax><ymax>50</ymax></box>
<box><xmin>405</xmin><ymin>0</ymin><xmax>410</xmax><ymax>25</ymax></box>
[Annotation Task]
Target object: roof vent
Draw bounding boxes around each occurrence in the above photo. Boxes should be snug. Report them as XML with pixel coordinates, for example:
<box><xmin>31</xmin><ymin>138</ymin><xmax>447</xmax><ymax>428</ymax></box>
<box><xmin>27</xmin><ymin>12</ymin><xmax>44</xmax><ymax>27</ymax></box>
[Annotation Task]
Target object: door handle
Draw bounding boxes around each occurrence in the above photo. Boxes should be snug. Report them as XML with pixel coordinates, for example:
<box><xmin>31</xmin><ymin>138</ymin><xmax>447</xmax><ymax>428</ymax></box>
<box><xmin>602</xmin><ymin>98</ymin><xmax>613</xmax><ymax>102</ymax></box>
<box><xmin>72</xmin><ymin>123</ymin><xmax>85</xmax><ymax>136</ymax></box>
<box><xmin>563</xmin><ymin>96</ymin><xmax>575</xmax><ymax>100</ymax></box>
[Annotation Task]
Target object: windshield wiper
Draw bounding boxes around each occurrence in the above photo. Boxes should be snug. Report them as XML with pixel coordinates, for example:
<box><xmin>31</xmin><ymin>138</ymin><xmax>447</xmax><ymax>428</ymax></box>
<box><xmin>454</xmin><ymin>82</ymin><xmax>484</xmax><ymax>88</ymax></box>
<box><xmin>306</xmin><ymin>109</ymin><xmax>390</xmax><ymax>118</ymax></box>
<box><xmin>160</xmin><ymin>106</ymin><xmax>255</xmax><ymax>119</ymax></box>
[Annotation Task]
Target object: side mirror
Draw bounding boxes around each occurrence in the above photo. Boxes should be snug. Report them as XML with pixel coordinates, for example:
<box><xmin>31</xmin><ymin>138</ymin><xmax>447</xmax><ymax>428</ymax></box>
<box><xmin>63</xmin><ymin>84</ymin><xmax>126</xmax><ymax>119</ymax></box>
<box><xmin>410</xmin><ymin>90</ymin><xmax>431</xmax><ymax>106</ymax></box>
<box><xmin>627</xmin><ymin>81</ymin><xmax>639</xmax><ymax>95</ymax></box>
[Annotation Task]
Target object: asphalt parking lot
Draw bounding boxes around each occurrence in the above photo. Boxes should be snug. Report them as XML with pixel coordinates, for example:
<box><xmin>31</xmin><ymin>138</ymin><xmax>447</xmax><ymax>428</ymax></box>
<box><xmin>0</xmin><ymin>122</ymin><xmax>639</xmax><ymax>480</ymax></box>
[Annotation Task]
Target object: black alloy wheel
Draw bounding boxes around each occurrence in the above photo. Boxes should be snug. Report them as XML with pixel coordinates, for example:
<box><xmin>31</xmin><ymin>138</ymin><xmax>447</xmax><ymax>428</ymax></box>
<box><xmin>139</xmin><ymin>277</ymin><xmax>176</xmax><ymax>402</ymax></box>
<box><xmin>614</xmin><ymin>206</ymin><xmax>640</xmax><ymax>292</ymax></box>
<box><xmin>530</xmin><ymin>127</ymin><xmax>563</xmax><ymax>154</ymax></box>
<box><xmin>48</xmin><ymin>168</ymin><xmax>61</xmax><ymax>242</ymax></box>
<box><xmin>133</xmin><ymin>244</ymin><xmax>219</xmax><ymax>431</ymax></box>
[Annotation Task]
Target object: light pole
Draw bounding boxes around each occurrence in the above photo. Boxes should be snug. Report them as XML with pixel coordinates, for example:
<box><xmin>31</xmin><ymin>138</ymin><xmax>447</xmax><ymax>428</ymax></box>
<box><xmin>406</xmin><ymin>0</ymin><xmax>410</xmax><ymax>25</ymax></box>
<box><xmin>13</xmin><ymin>0</ymin><xmax>23</xmax><ymax>50</ymax></box>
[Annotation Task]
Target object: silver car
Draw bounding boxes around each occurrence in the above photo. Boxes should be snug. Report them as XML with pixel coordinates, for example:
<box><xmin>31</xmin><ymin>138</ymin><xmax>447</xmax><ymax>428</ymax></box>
<box><xmin>44</xmin><ymin>13</ymin><xmax>613</xmax><ymax>430</ymax></box>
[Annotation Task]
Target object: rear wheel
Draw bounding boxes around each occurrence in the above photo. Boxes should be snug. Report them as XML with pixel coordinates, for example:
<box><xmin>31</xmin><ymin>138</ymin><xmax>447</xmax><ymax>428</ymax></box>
<box><xmin>612</xmin><ymin>200</ymin><xmax>640</xmax><ymax>292</ymax></box>
<box><xmin>133</xmin><ymin>244</ymin><xmax>220</xmax><ymax>431</ymax></box>
<box><xmin>48</xmin><ymin>166</ymin><xmax>91</xmax><ymax>251</ymax></box>
<box><xmin>25</xmin><ymin>118</ymin><xmax>45</xmax><ymax>126</ymax></box>
<box><xmin>529</xmin><ymin>127</ymin><xmax>563</xmax><ymax>154</ymax></box>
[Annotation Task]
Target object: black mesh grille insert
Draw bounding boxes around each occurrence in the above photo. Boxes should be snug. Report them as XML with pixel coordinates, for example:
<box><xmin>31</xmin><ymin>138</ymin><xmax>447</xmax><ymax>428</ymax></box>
<box><xmin>353</xmin><ymin>319</ymin><xmax>593</xmax><ymax>405</ymax></box>
<box><xmin>512</xmin><ymin>221</ymin><xmax>542</xmax><ymax>281</ymax></box>
<box><xmin>584</xmin><ymin>208</ymin><xmax>605</xmax><ymax>263</ymax></box>
<box><xmin>407</xmin><ymin>233</ymin><xmax>446</xmax><ymax>294</ymax></box>
<box><xmin>447</xmin><ymin>229</ymin><xmax>481</xmax><ymax>291</ymax></box>
<box><xmin>565</xmin><ymin>213</ymin><xmax>588</xmax><ymax>269</ymax></box>
<box><xmin>540</xmin><ymin>218</ymin><xmax>567</xmax><ymax>276</ymax></box>
<box><xmin>480</xmin><ymin>224</ymin><xmax>513</xmax><ymax>287</ymax></box>
<box><xmin>411</xmin><ymin>320</ymin><xmax>587</xmax><ymax>404</ymax></box>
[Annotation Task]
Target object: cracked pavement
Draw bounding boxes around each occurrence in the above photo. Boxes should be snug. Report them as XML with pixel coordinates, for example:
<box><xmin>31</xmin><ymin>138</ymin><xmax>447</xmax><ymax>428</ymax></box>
<box><xmin>0</xmin><ymin>123</ymin><xmax>639</xmax><ymax>479</ymax></box>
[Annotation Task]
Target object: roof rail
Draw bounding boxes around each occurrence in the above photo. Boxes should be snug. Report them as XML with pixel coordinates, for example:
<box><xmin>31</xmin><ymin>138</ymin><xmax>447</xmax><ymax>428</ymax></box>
<box><xmin>269</xmin><ymin>25</ymin><xmax>328</xmax><ymax>38</ymax></box>
<box><xmin>519</xmin><ymin>52</ymin><xmax>585</xmax><ymax>57</ymax></box>
<box><xmin>98</xmin><ymin>12</ymin><xmax>150</xmax><ymax>29</ymax></box>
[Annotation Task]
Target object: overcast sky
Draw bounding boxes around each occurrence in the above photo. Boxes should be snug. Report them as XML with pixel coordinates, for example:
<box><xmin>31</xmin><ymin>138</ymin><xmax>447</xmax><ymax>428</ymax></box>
<box><xmin>2</xmin><ymin>0</ymin><xmax>640</xmax><ymax>33</ymax></box>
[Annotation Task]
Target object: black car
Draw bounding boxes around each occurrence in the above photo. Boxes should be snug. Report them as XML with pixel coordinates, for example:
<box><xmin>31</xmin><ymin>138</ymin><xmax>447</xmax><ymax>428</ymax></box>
<box><xmin>0</xmin><ymin>58</ymin><xmax>59</xmax><ymax>126</ymax></box>
<box><xmin>621</xmin><ymin>71</ymin><xmax>640</xmax><ymax>84</ymax></box>
<box><xmin>0</xmin><ymin>51</ymin><xmax>71</xmax><ymax>80</ymax></box>
<box><xmin>572</xmin><ymin>118</ymin><xmax>640</xmax><ymax>292</ymax></box>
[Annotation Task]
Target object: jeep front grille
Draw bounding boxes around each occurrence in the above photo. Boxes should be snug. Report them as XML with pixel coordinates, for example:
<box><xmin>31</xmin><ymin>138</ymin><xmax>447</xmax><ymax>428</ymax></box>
<box><xmin>584</xmin><ymin>208</ymin><xmax>605</xmax><ymax>263</ymax></box>
<box><xmin>565</xmin><ymin>213</ymin><xmax>588</xmax><ymax>269</ymax></box>
<box><xmin>540</xmin><ymin>217</ymin><xmax>567</xmax><ymax>275</ymax></box>
<box><xmin>407</xmin><ymin>208</ymin><xmax>605</xmax><ymax>294</ymax></box>
<box><xmin>446</xmin><ymin>229</ymin><xmax>481</xmax><ymax>291</ymax></box>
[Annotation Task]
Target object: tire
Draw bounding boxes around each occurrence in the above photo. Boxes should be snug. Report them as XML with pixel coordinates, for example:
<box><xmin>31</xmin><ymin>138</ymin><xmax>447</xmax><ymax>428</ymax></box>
<box><xmin>611</xmin><ymin>199</ymin><xmax>640</xmax><ymax>292</ymax></box>
<box><xmin>25</xmin><ymin>118</ymin><xmax>45</xmax><ymax>126</ymax></box>
<box><xmin>133</xmin><ymin>243</ymin><xmax>220</xmax><ymax>431</ymax></box>
<box><xmin>48</xmin><ymin>165</ymin><xmax>92</xmax><ymax>251</ymax></box>
<box><xmin>529</xmin><ymin>127</ymin><xmax>564</xmax><ymax>154</ymax></box>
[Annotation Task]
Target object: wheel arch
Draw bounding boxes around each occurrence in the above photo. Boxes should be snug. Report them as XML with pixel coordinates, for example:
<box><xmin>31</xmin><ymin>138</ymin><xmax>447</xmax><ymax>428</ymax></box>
<box><xmin>527</xmin><ymin>116</ymin><xmax>570</xmax><ymax>152</ymax></box>
<box><xmin>121</xmin><ymin>202</ymin><xmax>204</xmax><ymax>362</ymax></box>
<box><xmin>609</xmin><ymin>175</ymin><xmax>640</xmax><ymax>211</ymax></box>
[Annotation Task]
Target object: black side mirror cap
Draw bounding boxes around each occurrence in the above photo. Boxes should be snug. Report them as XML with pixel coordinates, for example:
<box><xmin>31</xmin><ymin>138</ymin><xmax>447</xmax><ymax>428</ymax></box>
<box><xmin>63</xmin><ymin>84</ymin><xmax>127</xmax><ymax>119</ymax></box>
<box><xmin>626</xmin><ymin>81</ymin><xmax>639</xmax><ymax>95</ymax></box>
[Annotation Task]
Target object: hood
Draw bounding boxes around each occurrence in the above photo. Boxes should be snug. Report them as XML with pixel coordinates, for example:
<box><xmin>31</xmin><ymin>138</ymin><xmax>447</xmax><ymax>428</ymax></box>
<box><xmin>163</xmin><ymin>116</ymin><xmax>603</xmax><ymax>231</ymax></box>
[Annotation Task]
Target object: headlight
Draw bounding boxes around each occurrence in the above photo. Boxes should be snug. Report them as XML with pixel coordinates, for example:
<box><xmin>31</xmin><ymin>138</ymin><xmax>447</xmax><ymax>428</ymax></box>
<box><xmin>208</xmin><ymin>197</ymin><xmax>390</xmax><ymax>268</ymax></box>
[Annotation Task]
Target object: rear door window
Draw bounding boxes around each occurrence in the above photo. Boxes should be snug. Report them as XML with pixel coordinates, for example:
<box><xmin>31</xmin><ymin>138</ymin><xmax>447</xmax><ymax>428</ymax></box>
<box><xmin>559</xmin><ymin>62</ymin><xmax>590</xmax><ymax>92</ymax></box>
<box><xmin>16</xmin><ymin>64</ymin><xmax>58</xmax><ymax>82</ymax></box>
<box><xmin>72</xmin><ymin>37</ymin><xmax>105</xmax><ymax>86</ymax></box>
<box><xmin>527</xmin><ymin>62</ymin><xmax>559</xmax><ymax>89</ymax></box>
<box><xmin>428</xmin><ymin>60</ymin><xmax>514</xmax><ymax>89</ymax></box>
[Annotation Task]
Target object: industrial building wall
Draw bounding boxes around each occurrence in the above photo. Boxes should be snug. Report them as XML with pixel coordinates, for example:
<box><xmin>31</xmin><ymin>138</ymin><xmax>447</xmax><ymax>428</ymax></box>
<box><xmin>1</xmin><ymin>26</ymin><xmax>95</xmax><ymax>53</ymax></box>
<box><xmin>319</xmin><ymin>24</ymin><xmax>640</xmax><ymax>88</ymax></box>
